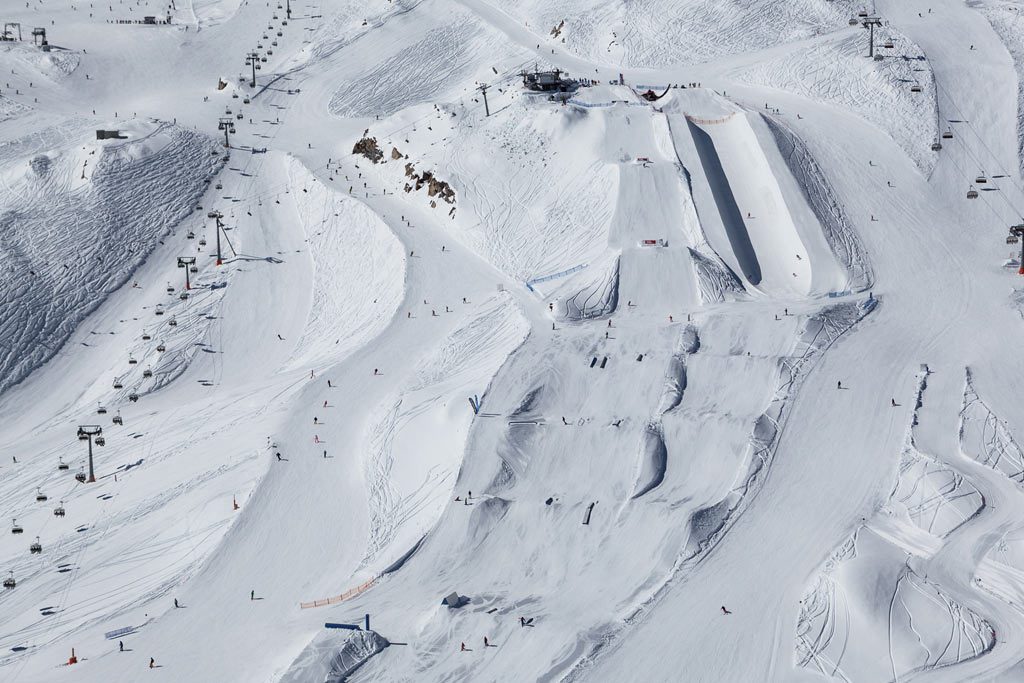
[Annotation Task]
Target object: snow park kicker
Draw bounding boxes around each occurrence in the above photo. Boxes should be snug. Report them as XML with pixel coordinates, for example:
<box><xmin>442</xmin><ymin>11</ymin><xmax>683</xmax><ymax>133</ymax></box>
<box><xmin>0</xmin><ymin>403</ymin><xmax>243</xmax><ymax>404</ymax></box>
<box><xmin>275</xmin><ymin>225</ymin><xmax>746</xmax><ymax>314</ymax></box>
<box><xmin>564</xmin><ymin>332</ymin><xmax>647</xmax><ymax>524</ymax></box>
<box><xmin>6</xmin><ymin>0</ymin><xmax>1024</xmax><ymax>681</ymax></box>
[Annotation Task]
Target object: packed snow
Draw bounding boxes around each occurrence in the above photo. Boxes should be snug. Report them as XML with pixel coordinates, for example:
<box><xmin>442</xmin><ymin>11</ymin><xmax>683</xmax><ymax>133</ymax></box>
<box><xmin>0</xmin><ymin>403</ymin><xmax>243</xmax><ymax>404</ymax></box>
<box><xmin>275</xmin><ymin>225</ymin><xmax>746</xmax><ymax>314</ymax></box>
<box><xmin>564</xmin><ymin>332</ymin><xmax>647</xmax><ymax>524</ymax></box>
<box><xmin>2</xmin><ymin>0</ymin><xmax>1024</xmax><ymax>682</ymax></box>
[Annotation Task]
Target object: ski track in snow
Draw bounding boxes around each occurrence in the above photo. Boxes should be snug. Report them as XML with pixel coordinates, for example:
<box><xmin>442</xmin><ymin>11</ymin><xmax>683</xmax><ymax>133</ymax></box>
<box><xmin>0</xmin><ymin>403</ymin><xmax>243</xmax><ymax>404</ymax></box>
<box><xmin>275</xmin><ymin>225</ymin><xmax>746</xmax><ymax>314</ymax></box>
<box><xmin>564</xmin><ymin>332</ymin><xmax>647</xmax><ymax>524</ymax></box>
<box><xmin>2</xmin><ymin>0</ymin><xmax>1024</xmax><ymax>681</ymax></box>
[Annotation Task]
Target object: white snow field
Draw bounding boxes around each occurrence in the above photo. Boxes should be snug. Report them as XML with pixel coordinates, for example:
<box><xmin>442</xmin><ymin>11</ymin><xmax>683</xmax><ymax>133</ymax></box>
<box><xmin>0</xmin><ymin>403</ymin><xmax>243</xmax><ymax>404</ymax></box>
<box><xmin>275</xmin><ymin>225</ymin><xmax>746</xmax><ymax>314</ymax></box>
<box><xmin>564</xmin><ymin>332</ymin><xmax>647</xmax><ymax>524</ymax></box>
<box><xmin>4</xmin><ymin>0</ymin><xmax>1024</xmax><ymax>681</ymax></box>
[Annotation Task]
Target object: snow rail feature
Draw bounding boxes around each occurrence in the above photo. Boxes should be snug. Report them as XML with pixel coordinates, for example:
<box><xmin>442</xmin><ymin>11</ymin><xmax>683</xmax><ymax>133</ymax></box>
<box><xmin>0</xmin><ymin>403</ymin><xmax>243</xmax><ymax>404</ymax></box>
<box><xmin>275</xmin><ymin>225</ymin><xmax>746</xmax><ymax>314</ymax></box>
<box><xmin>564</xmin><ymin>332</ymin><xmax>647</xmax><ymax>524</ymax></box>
<box><xmin>300</xmin><ymin>578</ymin><xmax>377</xmax><ymax>609</ymax></box>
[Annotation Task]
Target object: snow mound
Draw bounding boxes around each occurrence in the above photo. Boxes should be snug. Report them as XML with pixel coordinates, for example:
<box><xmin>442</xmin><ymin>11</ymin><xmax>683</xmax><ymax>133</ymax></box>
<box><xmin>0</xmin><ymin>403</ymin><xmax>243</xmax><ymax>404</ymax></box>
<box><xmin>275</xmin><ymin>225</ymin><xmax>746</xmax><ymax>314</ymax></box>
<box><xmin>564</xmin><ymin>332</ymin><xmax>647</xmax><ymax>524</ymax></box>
<box><xmin>0</xmin><ymin>121</ymin><xmax>221</xmax><ymax>392</ymax></box>
<box><xmin>797</xmin><ymin>528</ymin><xmax>994</xmax><ymax>681</ymax></box>
<box><xmin>666</xmin><ymin>92</ymin><xmax>847</xmax><ymax>297</ymax></box>
<box><xmin>960</xmin><ymin>369</ymin><xmax>1024</xmax><ymax>486</ymax></box>
<box><xmin>280</xmin><ymin>629</ymin><xmax>390</xmax><ymax>683</ymax></box>
<box><xmin>287</xmin><ymin>158</ymin><xmax>406</xmax><ymax>369</ymax></box>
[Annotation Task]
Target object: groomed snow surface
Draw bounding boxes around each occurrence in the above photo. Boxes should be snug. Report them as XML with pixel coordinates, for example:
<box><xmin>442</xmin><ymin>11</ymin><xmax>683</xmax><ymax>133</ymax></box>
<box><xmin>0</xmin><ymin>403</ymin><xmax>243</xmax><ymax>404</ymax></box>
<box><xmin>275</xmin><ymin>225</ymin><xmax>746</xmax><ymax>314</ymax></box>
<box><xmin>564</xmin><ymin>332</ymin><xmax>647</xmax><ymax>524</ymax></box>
<box><xmin>3</xmin><ymin>0</ymin><xmax>1024</xmax><ymax>682</ymax></box>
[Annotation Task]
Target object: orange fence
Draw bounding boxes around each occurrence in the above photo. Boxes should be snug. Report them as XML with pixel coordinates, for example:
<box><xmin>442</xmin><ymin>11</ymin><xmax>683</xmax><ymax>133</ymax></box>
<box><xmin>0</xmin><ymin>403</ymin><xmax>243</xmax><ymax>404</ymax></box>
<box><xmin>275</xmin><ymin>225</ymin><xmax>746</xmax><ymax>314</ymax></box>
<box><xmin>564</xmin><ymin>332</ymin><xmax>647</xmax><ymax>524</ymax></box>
<box><xmin>299</xmin><ymin>577</ymin><xmax>378</xmax><ymax>610</ymax></box>
<box><xmin>684</xmin><ymin>113</ymin><xmax>736</xmax><ymax>125</ymax></box>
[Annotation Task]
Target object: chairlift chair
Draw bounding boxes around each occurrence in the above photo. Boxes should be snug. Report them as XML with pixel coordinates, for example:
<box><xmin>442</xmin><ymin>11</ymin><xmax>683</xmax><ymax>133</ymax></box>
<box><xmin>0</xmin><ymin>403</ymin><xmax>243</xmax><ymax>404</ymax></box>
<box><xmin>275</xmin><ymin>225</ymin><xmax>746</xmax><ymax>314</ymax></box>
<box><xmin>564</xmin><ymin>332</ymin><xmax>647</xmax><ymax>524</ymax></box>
<box><xmin>189</xmin><ymin>265</ymin><xmax>198</xmax><ymax>273</ymax></box>
<box><xmin>236</xmin><ymin>113</ymin><xmax>244</xmax><ymax>120</ymax></box>
<box><xmin>216</xmin><ymin>181</ymin><xmax>223</xmax><ymax>190</ymax></box>
<box><xmin>187</xmin><ymin>230</ymin><xmax>196</xmax><ymax>239</ymax></box>
<box><xmin>967</xmin><ymin>187</ymin><xmax>978</xmax><ymax>199</ymax></box>
<box><xmin>128</xmin><ymin>355</ymin><xmax>138</xmax><ymax>365</ymax></box>
<box><xmin>243</xmin><ymin>97</ymin><xmax>251</xmax><ymax>104</ymax></box>
<box><xmin>272</xmin><ymin>41</ymin><xmax>278</xmax><ymax>47</ymax></box>
<box><xmin>277</xmin><ymin>31</ymin><xmax>282</xmax><ymax>37</ymax></box>
<box><xmin>168</xmin><ymin>317</ymin><xmax>178</xmax><ymax>327</ymax></box>
<box><xmin>3</xmin><ymin>572</ymin><xmax>15</xmax><ymax>589</ymax></box>
<box><xmin>53</xmin><ymin>503</ymin><xmax>65</xmax><ymax>517</ymax></box>
<box><xmin>282</xmin><ymin>19</ymin><xmax>287</xmax><ymax>25</ymax></box>
<box><xmin>11</xmin><ymin>519</ymin><xmax>22</xmax><ymax>534</ymax></box>
<box><xmin>29</xmin><ymin>537</ymin><xmax>41</xmax><ymax>554</ymax></box>
<box><xmin>976</xmin><ymin>175</ymin><xmax>988</xmax><ymax>184</ymax></box>
<box><xmin>179</xmin><ymin>291</ymin><xmax>189</xmax><ymax>301</ymax></box>
<box><xmin>1008</xmin><ymin>234</ymin><xmax>1019</xmax><ymax>245</ymax></box>
<box><xmin>142</xmin><ymin>331</ymin><xmax>151</xmax><ymax>341</ymax></box>
<box><xmin>96</xmin><ymin>403</ymin><xmax>107</xmax><ymax>415</ymax></box>
<box><xmin>883</xmin><ymin>39</ymin><xmax>894</xmax><ymax>49</ymax></box>
<box><xmin>199</xmin><ymin>236</ymin><xmax>207</xmax><ymax>246</ymax></box>
<box><xmin>155</xmin><ymin>305</ymin><xmax>165</xmax><ymax>316</ymax></box>
<box><xmin>128</xmin><ymin>391</ymin><xmax>139</xmax><ymax>402</ymax></box>
<box><xmin>858</xmin><ymin>9</ymin><xmax>868</xmax><ymax>17</ymax></box>
<box><xmin>112</xmin><ymin>412</ymin><xmax>123</xmax><ymax>425</ymax></box>
<box><xmin>35</xmin><ymin>488</ymin><xmax>47</xmax><ymax>502</ymax></box>
<box><xmin>113</xmin><ymin>377</ymin><xmax>123</xmax><ymax>389</ymax></box>
<box><xmin>873</xmin><ymin>53</ymin><xmax>883</xmax><ymax>61</ymax></box>
<box><xmin>94</xmin><ymin>436</ymin><xmax>105</xmax><ymax>447</ymax></box>
<box><xmin>58</xmin><ymin>457</ymin><xmax>69</xmax><ymax>471</ymax></box>
<box><xmin>942</xmin><ymin>130</ymin><xmax>953</xmax><ymax>139</ymax></box>
<box><xmin>930</xmin><ymin>140</ymin><xmax>941</xmax><ymax>151</ymax></box>
<box><xmin>266</xmin><ymin>50</ymin><xmax>273</xmax><ymax>56</ymax></box>
<box><xmin>156</xmin><ymin>343</ymin><xmax>166</xmax><ymax>352</ymax></box>
<box><xmin>142</xmin><ymin>368</ymin><xmax>153</xmax><ymax>378</ymax></box>
<box><xmin>910</xmin><ymin>84</ymin><xmax>922</xmax><ymax>93</ymax></box>
<box><xmin>75</xmin><ymin>470</ymin><xmax>87</xmax><ymax>483</ymax></box>
<box><xmin>232</xmin><ymin>92</ymin><xmax>239</xmax><ymax>99</ymax></box>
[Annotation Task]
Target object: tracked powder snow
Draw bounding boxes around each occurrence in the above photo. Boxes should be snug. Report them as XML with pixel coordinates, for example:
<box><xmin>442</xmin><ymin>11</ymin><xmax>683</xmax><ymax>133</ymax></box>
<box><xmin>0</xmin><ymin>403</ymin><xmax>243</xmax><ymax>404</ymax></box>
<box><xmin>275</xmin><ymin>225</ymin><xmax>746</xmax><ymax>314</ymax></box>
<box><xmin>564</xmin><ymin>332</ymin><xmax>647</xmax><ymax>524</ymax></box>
<box><xmin>2</xmin><ymin>0</ymin><xmax>1024</xmax><ymax>682</ymax></box>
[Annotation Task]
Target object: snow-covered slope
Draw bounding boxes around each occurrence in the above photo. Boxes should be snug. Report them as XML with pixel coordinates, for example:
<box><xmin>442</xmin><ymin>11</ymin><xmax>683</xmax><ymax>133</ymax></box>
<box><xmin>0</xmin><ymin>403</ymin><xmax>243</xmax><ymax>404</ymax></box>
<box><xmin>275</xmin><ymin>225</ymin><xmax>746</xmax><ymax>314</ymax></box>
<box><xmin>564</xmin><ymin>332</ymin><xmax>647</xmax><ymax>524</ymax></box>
<box><xmin>2</xmin><ymin>0</ymin><xmax>1024</xmax><ymax>681</ymax></box>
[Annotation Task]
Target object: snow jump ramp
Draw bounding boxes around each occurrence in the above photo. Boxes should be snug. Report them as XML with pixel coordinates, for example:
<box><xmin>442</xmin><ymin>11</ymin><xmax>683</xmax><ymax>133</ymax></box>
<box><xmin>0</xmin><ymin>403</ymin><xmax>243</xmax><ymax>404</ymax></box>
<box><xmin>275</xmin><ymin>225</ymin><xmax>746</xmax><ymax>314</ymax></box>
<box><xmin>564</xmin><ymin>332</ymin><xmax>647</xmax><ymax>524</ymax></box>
<box><xmin>670</xmin><ymin>96</ymin><xmax>845</xmax><ymax>298</ymax></box>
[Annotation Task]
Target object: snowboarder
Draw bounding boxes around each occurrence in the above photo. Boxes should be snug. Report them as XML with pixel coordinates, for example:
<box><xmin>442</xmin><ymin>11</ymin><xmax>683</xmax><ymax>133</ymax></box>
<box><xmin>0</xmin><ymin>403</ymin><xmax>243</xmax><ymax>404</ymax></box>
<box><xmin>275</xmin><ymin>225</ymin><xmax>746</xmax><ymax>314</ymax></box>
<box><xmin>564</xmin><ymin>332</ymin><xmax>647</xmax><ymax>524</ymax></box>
<box><xmin>837</xmin><ymin>380</ymin><xmax>842</xmax><ymax>390</ymax></box>
<box><xmin>460</xmin><ymin>642</ymin><xmax>467</xmax><ymax>652</ymax></box>
<box><xmin>323</xmin><ymin>450</ymin><xmax>327</xmax><ymax>459</ymax></box>
<box><xmin>373</xmin><ymin>368</ymin><xmax>380</xmax><ymax>375</ymax></box>
<box><xmin>119</xmin><ymin>641</ymin><xmax>124</xmax><ymax>652</ymax></box>
<box><xmin>276</xmin><ymin>452</ymin><xmax>282</xmax><ymax>461</ymax></box>
<box><xmin>323</xmin><ymin>400</ymin><xmax>328</xmax><ymax>408</ymax></box>
<box><xmin>328</xmin><ymin>380</ymin><xmax>333</xmax><ymax>388</ymax></box>
<box><xmin>561</xmin><ymin>416</ymin><xmax>569</xmax><ymax>425</ymax></box>
<box><xmin>314</xmin><ymin>435</ymin><xmax>320</xmax><ymax>444</ymax></box>
<box><xmin>250</xmin><ymin>590</ymin><xmax>255</xmax><ymax>600</ymax></box>
<box><xmin>310</xmin><ymin>370</ymin><xmax>315</xmax><ymax>379</ymax></box>
<box><xmin>891</xmin><ymin>398</ymin><xmax>896</xmax><ymax>407</ymax></box>
<box><xmin>484</xmin><ymin>636</ymin><xmax>490</xmax><ymax>647</ymax></box>
<box><xmin>520</xmin><ymin>617</ymin><xmax>526</xmax><ymax>627</ymax></box>
<box><xmin>150</xmin><ymin>658</ymin><xmax>155</xmax><ymax>669</ymax></box>
<box><xmin>721</xmin><ymin>606</ymin><xmax>732</xmax><ymax>615</ymax></box>
<box><xmin>174</xmin><ymin>598</ymin><xmax>179</xmax><ymax>608</ymax></box>
<box><xmin>313</xmin><ymin>417</ymin><xmax>318</xmax><ymax>425</ymax></box>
